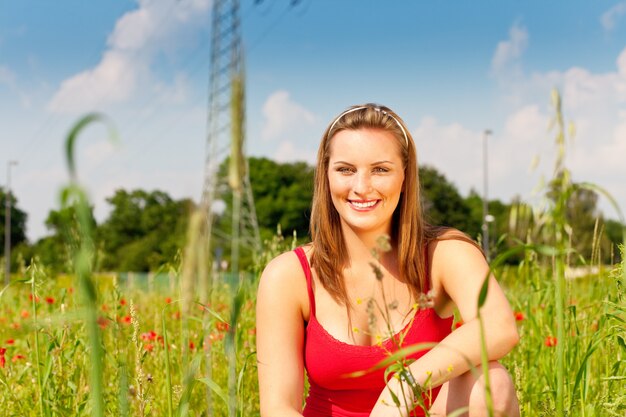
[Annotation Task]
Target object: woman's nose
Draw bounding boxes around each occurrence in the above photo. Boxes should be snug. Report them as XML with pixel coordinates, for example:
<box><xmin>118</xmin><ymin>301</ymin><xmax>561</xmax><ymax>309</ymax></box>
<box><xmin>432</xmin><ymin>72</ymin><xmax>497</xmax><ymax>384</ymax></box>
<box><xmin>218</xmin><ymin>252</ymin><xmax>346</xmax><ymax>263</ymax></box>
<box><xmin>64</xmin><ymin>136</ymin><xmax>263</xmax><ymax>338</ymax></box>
<box><xmin>353</xmin><ymin>172</ymin><xmax>372</xmax><ymax>194</ymax></box>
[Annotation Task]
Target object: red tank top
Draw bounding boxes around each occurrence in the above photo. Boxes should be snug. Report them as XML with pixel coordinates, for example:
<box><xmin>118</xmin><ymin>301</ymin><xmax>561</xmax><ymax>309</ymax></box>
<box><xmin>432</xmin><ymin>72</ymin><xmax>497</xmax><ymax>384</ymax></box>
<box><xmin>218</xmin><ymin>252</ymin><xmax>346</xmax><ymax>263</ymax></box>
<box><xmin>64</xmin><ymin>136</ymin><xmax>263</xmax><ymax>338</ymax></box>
<box><xmin>294</xmin><ymin>247</ymin><xmax>453</xmax><ymax>417</ymax></box>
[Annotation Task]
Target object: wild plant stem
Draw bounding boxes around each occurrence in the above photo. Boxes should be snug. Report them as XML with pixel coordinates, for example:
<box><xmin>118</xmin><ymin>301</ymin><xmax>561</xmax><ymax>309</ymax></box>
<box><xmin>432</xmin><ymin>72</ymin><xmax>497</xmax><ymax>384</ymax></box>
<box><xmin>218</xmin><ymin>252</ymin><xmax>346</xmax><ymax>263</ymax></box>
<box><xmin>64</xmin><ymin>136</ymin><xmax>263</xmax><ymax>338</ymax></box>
<box><xmin>477</xmin><ymin>311</ymin><xmax>494</xmax><ymax>417</ymax></box>
<box><xmin>554</xmin><ymin>251</ymin><xmax>566</xmax><ymax>416</ymax></box>
<box><xmin>31</xmin><ymin>276</ymin><xmax>45</xmax><ymax>417</ymax></box>
<box><xmin>162</xmin><ymin>309</ymin><xmax>174</xmax><ymax>417</ymax></box>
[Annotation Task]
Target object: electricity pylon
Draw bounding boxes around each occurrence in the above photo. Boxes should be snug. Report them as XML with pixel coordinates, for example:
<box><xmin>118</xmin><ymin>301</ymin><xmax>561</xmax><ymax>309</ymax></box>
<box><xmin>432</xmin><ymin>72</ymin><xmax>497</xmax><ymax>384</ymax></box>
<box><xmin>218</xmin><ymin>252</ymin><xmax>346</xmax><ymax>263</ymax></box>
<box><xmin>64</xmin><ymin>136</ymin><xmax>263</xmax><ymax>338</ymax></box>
<box><xmin>201</xmin><ymin>0</ymin><xmax>261</xmax><ymax>271</ymax></box>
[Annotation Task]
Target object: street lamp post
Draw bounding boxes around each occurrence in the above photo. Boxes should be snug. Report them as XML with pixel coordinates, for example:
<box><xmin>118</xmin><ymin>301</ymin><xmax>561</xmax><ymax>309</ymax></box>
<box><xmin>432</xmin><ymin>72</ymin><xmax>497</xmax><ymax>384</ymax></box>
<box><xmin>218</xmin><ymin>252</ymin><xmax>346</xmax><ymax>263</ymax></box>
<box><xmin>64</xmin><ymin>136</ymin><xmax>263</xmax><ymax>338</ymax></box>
<box><xmin>4</xmin><ymin>160</ymin><xmax>18</xmax><ymax>285</ymax></box>
<box><xmin>482</xmin><ymin>130</ymin><xmax>492</xmax><ymax>261</ymax></box>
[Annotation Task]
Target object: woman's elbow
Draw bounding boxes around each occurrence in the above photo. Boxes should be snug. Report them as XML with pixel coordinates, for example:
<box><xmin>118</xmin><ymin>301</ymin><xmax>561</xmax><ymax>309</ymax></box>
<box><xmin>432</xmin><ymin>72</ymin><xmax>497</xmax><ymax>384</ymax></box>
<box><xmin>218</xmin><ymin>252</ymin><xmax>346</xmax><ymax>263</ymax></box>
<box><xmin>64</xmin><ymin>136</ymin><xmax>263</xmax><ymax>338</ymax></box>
<box><xmin>495</xmin><ymin>316</ymin><xmax>520</xmax><ymax>357</ymax></box>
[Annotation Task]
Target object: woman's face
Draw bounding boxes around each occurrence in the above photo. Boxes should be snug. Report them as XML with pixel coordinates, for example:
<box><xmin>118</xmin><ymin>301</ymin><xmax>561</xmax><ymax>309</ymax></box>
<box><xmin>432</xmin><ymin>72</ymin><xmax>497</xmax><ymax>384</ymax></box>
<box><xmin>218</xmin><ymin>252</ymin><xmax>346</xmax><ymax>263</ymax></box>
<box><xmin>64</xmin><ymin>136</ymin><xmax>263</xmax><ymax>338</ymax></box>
<box><xmin>327</xmin><ymin>128</ymin><xmax>405</xmax><ymax>237</ymax></box>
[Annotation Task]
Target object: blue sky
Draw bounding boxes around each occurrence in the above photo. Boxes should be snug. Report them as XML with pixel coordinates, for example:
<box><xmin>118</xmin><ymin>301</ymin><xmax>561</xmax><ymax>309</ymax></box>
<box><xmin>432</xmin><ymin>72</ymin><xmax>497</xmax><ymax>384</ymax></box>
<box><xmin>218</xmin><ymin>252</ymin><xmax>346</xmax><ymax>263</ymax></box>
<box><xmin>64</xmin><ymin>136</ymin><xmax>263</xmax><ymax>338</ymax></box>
<box><xmin>2</xmin><ymin>1</ymin><xmax>626</xmax><ymax>241</ymax></box>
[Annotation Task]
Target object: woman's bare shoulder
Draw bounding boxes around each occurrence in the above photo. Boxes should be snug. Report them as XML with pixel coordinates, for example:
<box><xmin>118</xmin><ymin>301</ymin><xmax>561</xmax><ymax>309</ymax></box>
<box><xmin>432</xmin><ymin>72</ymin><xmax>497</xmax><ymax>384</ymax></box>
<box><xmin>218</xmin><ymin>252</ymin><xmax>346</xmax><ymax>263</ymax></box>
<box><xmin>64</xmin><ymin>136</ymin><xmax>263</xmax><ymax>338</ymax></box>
<box><xmin>261</xmin><ymin>245</ymin><xmax>312</xmax><ymax>279</ymax></box>
<box><xmin>258</xmin><ymin>247</ymin><xmax>311</xmax><ymax>316</ymax></box>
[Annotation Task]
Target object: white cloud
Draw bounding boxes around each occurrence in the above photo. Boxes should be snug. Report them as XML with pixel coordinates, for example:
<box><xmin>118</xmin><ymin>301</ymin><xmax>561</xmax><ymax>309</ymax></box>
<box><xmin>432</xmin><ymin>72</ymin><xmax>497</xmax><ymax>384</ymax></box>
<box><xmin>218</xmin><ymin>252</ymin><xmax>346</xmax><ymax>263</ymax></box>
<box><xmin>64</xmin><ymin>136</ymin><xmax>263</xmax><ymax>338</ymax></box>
<box><xmin>261</xmin><ymin>90</ymin><xmax>316</xmax><ymax>141</ymax></box>
<box><xmin>48</xmin><ymin>51</ymin><xmax>141</xmax><ymax>113</ymax></box>
<box><xmin>411</xmin><ymin>106</ymin><xmax>570</xmax><ymax>208</ymax></box>
<box><xmin>491</xmin><ymin>22</ymin><xmax>528</xmax><ymax>77</ymax></box>
<box><xmin>413</xmin><ymin>117</ymin><xmax>486</xmax><ymax>194</ymax></box>
<box><xmin>273</xmin><ymin>140</ymin><xmax>316</xmax><ymax>164</ymax></box>
<box><xmin>47</xmin><ymin>0</ymin><xmax>211</xmax><ymax>114</ymax></box>
<box><xmin>601</xmin><ymin>1</ymin><xmax>626</xmax><ymax>32</ymax></box>
<box><xmin>490</xmin><ymin>26</ymin><xmax>626</xmax><ymax>218</ymax></box>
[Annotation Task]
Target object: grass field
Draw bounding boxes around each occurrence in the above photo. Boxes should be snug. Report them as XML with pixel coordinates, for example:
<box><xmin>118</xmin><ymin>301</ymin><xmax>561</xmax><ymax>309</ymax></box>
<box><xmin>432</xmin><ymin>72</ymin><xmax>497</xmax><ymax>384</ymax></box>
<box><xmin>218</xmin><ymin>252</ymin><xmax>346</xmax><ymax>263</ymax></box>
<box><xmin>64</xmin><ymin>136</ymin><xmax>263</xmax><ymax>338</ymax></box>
<box><xmin>0</xmin><ymin>236</ymin><xmax>624</xmax><ymax>416</ymax></box>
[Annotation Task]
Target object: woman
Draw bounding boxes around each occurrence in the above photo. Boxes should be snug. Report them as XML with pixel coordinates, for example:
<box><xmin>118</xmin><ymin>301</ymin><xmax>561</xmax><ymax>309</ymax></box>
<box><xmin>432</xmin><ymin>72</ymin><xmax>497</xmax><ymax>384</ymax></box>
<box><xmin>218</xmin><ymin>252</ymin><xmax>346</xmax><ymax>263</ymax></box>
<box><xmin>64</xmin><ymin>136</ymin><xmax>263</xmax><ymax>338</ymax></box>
<box><xmin>256</xmin><ymin>104</ymin><xmax>520</xmax><ymax>417</ymax></box>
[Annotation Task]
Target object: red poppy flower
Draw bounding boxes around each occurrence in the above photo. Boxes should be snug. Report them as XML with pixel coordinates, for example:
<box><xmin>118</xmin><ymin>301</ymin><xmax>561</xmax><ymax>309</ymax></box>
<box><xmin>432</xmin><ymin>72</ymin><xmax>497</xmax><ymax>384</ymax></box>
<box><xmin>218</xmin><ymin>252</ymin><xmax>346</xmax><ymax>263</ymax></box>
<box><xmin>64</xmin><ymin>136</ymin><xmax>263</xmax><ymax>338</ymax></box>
<box><xmin>12</xmin><ymin>354</ymin><xmax>25</xmax><ymax>362</ymax></box>
<box><xmin>20</xmin><ymin>310</ymin><xmax>29</xmax><ymax>319</ymax></box>
<box><xmin>141</xmin><ymin>331</ymin><xmax>157</xmax><ymax>342</ymax></box>
<box><xmin>120</xmin><ymin>315</ymin><xmax>132</xmax><ymax>325</ymax></box>
<box><xmin>165</xmin><ymin>297</ymin><xmax>172</xmax><ymax>304</ymax></box>
<box><xmin>6</xmin><ymin>339</ymin><xmax>15</xmax><ymax>345</ymax></box>
<box><xmin>216</xmin><ymin>321</ymin><xmax>230</xmax><ymax>332</ymax></box>
<box><xmin>120</xmin><ymin>299</ymin><xmax>127</xmax><ymax>306</ymax></box>
<box><xmin>45</xmin><ymin>297</ymin><xmax>55</xmax><ymax>305</ymax></box>
<box><xmin>28</xmin><ymin>294</ymin><xmax>40</xmax><ymax>303</ymax></box>
<box><xmin>545</xmin><ymin>336</ymin><xmax>557</xmax><ymax>347</ymax></box>
<box><xmin>144</xmin><ymin>343</ymin><xmax>154</xmax><ymax>352</ymax></box>
<box><xmin>97</xmin><ymin>316</ymin><xmax>109</xmax><ymax>329</ymax></box>
<box><xmin>454</xmin><ymin>320</ymin><xmax>464</xmax><ymax>329</ymax></box>
<box><xmin>189</xmin><ymin>341</ymin><xmax>195</xmax><ymax>350</ymax></box>
<box><xmin>514</xmin><ymin>312</ymin><xmax>525</xmax><ymax>321</ymax></box>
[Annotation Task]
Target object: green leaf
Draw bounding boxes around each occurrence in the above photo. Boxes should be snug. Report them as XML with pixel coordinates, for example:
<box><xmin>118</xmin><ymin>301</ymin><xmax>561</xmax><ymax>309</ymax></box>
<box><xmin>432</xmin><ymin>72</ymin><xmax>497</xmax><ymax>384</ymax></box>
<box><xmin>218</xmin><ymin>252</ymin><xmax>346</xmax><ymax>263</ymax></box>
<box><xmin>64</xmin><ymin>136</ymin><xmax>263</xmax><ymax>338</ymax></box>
<box><xmin>64</xmin><ymin>113</ymin><xmax>117</xmax><ymax>182</ymax></box>
<box><xmin>617</xmin><ymin>336</ymin><xmax>626</xmax><ymax>352</ymax></box>
<box><xmin>196</xmin><ymin>377</ymin><xmax>229</xmax><ymax>407</ymax></box>
<box><xmin>447</xmin><ymin>407</ymin><xmax>471</xmax><ymax>417</ymax></box>
<box><xmin>478</xmin><ymin>273</ymin><xmax>489</xmax><ymax>309</ymax></box>
<box><xmin>572</xmin><ymin>337</ymin><xmax>604</xmax><ymax>404</ymax></box>
<box><xmin>345</xmin><ymin>342</ymin><xmax>436</xmax><ymax>378</ymax></box>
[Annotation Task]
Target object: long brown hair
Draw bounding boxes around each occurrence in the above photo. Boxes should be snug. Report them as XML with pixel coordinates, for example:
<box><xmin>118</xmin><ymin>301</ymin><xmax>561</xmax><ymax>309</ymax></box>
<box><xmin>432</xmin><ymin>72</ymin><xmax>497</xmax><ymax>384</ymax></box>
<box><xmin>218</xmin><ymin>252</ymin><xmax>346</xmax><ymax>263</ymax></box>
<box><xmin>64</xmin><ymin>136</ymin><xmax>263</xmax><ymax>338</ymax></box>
<box><xmin>310</xmin><ymin>104</ymin><xmax>444</xmax><ymax>306</ymax></box>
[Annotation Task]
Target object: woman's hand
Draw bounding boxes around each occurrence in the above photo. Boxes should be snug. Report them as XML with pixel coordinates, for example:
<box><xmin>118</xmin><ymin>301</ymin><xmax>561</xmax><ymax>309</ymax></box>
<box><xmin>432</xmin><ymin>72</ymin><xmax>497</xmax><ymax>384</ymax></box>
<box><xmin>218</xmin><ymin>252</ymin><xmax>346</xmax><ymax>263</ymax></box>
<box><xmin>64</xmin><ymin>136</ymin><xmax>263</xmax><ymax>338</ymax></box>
<box><xmin>369</xmin><ymin>377</ymin><xmax>415</xmax><ymax>417</ymax></box>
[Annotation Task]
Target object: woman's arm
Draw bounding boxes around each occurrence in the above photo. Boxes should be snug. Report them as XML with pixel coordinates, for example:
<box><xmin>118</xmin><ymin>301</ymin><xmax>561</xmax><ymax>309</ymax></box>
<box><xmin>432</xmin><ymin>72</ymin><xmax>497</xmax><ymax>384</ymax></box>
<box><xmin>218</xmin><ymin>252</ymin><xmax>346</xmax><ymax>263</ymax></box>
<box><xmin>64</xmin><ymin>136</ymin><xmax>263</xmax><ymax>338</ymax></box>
<box><xmin>256</xmin><ymin>251</ymin><xmax>309</xmax><ymax>417</ymax></box>
<box><xmin>370</xmin><ymin>238</ymin><xmax>519</xmax><ymax>416</ymax></box>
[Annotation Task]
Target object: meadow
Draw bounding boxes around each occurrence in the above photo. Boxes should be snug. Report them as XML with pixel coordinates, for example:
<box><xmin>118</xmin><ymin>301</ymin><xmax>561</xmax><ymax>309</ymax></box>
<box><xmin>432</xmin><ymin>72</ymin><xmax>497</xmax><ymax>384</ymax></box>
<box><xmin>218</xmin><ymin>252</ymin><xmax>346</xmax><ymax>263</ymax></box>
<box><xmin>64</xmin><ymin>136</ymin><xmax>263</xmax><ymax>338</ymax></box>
<box><xmin>1</xmin><ymin>91</ymin><xmax>625</xmax><ymax>416</ymax></box>
<box><xmin>0</xmin><ymin>228</ymin><xmax>624</xmax><ymax>416</ymax></box>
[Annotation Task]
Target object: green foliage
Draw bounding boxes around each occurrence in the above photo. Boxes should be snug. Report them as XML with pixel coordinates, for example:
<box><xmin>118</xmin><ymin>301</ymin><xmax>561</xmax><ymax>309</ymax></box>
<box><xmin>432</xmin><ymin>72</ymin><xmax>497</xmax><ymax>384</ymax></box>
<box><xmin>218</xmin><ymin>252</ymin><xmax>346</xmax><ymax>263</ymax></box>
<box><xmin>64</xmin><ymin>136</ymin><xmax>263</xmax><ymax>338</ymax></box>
<box><xmin>0</xmin><ymin>187</ymin><xmax>28</xmax><ymax>271</ymax></box>
<box><xmin>420</xmin><ymin>165</ymin><xmax>480</xmax><ymax>235</ymax></box>
<box><xmin>98</xmin><ymin>189</ymin><xmax>194</xmax><ymax>271</ymax></box>
<box><xmin>241</xmin><ymin>157</ymin><xmax>313</xmax><ymax>240</ymax></box>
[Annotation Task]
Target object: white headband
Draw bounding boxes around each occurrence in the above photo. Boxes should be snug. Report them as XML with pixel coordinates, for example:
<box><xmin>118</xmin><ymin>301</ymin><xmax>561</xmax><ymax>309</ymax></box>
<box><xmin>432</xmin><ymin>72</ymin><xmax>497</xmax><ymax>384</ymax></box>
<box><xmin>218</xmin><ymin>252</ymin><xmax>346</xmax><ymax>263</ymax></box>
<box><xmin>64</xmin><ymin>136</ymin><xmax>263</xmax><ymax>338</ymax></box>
<box><xmin>327</xmin><ymin>106</ymin><xmax>409</xmax><ymax>146</ymax></box>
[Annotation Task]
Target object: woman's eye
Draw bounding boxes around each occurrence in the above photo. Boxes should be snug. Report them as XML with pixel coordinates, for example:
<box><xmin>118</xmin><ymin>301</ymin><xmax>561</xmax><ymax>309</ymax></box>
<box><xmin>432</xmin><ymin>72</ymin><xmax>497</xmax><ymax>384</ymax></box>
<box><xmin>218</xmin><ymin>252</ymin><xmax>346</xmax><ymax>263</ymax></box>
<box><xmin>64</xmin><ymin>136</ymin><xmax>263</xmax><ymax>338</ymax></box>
<box><xmin>337</xmin><ymin>167</ymin><xmax>354</xmax><ymax>174</ymax></box>
<box><xmin>373</xmin><ymin>167</ymin><xmax>389</xmax><ymax>173</ymax></box>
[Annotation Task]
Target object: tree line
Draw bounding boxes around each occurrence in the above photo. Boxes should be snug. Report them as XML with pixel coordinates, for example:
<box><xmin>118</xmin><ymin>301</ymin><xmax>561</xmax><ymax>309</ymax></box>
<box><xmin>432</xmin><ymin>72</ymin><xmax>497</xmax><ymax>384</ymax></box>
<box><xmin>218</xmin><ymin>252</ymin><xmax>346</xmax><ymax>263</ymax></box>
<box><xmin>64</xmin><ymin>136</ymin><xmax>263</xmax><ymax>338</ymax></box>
<box><xmin>1</xmin><ymin>157</ymin><xmax>623</xmax><ymax>273</ymax></box>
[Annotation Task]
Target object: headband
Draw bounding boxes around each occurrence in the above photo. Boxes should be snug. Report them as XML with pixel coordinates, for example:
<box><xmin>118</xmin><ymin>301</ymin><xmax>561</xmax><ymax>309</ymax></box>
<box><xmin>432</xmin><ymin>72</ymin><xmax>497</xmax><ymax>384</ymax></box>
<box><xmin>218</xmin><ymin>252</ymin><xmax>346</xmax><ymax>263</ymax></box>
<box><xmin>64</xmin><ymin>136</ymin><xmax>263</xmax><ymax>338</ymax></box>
<box><xmin>327</xmin><ymin>105</ymin><xmax>409</xmax><ymax>146</ymax></box>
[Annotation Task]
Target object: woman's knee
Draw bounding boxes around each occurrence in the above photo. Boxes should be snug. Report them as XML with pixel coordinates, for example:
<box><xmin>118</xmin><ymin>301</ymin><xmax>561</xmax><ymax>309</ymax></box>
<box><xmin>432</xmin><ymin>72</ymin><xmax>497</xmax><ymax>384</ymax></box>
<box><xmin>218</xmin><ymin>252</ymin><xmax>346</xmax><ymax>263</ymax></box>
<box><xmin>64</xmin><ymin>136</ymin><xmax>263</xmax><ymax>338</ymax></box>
<box><xmin>482</xmin><ymin>362</ymin><xmax>518</xmax><ymax>414</ymax></box>
<box><xmin>430</xmin><ymin>361</ymin><xmax>519</xmax><ymax>417</ymax></box>
<box><xmin>469</xmin><ymin>362</ymin><xmax>519</xmax><ymax>417</ymax></box>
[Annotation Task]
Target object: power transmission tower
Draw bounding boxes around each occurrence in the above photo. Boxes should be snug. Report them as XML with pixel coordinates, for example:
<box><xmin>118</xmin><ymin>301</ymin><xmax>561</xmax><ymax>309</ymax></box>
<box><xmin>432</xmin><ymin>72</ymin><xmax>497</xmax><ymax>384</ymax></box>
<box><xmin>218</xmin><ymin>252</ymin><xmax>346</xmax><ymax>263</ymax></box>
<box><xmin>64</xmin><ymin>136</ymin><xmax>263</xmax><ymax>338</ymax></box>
<box><xmin>201</xmin><ymin>0</ymin><xmax>261</xmax><ymax>269</ymax></box>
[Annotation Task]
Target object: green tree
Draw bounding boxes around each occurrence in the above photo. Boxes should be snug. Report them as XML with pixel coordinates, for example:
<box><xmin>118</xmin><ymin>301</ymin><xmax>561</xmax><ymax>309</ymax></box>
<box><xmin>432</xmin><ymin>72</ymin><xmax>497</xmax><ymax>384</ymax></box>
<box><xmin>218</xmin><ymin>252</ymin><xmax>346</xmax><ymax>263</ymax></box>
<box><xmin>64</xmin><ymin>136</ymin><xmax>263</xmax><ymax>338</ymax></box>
<box><xmin>0</xmin><ymin>187</ymin><xmax>28</xmax><ymax>251</ymax></box>
<box><xmin>250</xmin><ymin>157</ymin><xmax>313</xmax><ymax>240</ymax></box>
<box><xmin>464</xmin><ymin>189</ymin><xmax>512</xmax><ymax>256</ymax></box>
<box><xmin>420</xmin><ymin>166</ymin><xmax>479</xmax><ymax>235</ymax></box>
<box><xmin>98</xmin><ymin>189</ymin><xmax>193</xmax><ymax>271</ymax></box>
<box><xmin>218</xmin><ymin>157</ymin><xmax>314</xmax><ymax>241</ymax></box>
<box><xmin>604</xmin><ymin>219</ymin><xmax>624</xmax><ymax>263</ymax></box>
<box><xmin>1</xmin><ymin>187</ymin><xmax>29</xmax><ymax>273</ymax></box>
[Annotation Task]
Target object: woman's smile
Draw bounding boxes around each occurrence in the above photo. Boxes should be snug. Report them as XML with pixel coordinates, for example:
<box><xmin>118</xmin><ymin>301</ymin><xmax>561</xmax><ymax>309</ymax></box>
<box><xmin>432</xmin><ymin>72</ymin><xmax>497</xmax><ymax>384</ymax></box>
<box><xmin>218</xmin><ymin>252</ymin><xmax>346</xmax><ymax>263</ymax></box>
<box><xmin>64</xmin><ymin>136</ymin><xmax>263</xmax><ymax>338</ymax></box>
<box><xmin>348</xmin><ymin>199</ymin><xmax>380</xmax><ymax>210</ymax></box>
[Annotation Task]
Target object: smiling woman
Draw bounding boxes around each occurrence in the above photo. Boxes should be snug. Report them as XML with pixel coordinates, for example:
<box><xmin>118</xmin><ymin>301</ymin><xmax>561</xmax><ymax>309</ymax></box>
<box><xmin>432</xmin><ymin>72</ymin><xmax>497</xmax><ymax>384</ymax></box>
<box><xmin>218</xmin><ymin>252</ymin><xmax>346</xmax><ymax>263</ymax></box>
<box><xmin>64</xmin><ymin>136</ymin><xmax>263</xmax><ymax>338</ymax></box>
<box><xmin>256</xmin><ymin>104</ymin><xmax>520</xmax><ymax>417</ymax></box>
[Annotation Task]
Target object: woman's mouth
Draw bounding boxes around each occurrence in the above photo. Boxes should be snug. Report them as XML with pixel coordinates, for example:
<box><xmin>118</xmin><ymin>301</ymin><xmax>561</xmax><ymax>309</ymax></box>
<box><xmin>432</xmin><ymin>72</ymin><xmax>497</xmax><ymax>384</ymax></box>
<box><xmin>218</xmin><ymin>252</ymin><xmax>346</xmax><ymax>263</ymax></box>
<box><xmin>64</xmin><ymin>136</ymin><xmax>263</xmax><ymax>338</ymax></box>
<box><xmin>348</xmin><ymin>199</ymin><xmax>379</xmax><ymax>210</ymax></box>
